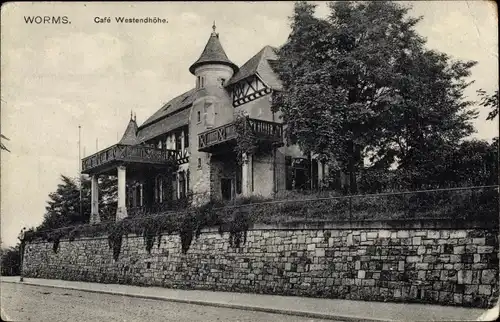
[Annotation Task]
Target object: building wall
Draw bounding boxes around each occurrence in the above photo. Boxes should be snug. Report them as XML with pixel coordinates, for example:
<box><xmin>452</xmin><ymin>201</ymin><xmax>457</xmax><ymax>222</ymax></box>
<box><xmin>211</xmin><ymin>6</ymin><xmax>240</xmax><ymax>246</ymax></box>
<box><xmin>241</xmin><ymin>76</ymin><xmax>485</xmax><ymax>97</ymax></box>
<box><xmin>234</xmin><ymin>93</ymin><xmax>275</xmax><ymax>122</ymax></box>
<box><xmin>209</xmin><ymin>156</ymin><xmax>237</xmax><ymax>200</ymax></box>
<box><xmin>252</xmin><ymin>153</ymin><xmax>274</xmax><ymax>197</ymax></box>
<box><xmin>23</xmin><ymin>221</ymin><xmax>498</xmax><ymax>308</ymax></box>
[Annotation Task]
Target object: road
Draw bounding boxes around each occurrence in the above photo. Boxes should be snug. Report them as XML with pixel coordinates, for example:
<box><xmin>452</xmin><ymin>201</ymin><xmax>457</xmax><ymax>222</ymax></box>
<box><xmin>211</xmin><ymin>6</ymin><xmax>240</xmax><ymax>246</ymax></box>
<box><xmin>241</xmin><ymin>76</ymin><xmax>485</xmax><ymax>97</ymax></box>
<box><xmin>0</xmin><ymin>283</ymin><xmax>333</xmax><ymax>322</ymax></box>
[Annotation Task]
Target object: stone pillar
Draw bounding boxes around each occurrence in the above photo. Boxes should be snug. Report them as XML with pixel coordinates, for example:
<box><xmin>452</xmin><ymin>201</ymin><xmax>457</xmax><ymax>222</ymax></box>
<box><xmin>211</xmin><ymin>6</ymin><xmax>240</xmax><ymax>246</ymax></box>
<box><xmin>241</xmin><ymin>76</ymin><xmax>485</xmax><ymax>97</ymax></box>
<box><xmin>116</xmin><ymin>165</ymin><xmax>128</xmax><ymax>221</ymax></box>
<box><xmin>241</xmin><ymin>153</ymin><xmax>253</xmax><ymax>196</ymax></box>
<box><xmin>318</xmin><ymin>161</ymin><xmax>324</xmax><ymax>189</ymax></box>
<box><xmin>90</xmin><ymin>175</ymin><xmax>100</xmax><ymax>224</ymax></box>
<box><xmin>139</xmin><ymin>184</ymin><xmax>143</xmax><ymax>207</ymax></box>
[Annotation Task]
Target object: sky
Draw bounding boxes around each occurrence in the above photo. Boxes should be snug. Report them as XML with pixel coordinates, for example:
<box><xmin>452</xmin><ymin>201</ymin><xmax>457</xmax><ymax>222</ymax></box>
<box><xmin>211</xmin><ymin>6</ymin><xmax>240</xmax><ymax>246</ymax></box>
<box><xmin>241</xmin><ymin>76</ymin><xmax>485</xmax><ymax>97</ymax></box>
<box><xmin>1</xmin><ymin>1</ymin><xmax>498</xmax><ymax>247</ymax></box>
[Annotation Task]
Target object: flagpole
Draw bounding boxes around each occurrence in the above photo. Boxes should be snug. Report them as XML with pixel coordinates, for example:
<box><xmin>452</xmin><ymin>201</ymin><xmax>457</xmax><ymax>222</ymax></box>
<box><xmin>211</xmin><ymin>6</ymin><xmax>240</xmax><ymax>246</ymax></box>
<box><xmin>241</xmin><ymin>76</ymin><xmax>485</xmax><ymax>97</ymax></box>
<box><xmin>79</xmin><ymin>125</ymin><xmax>82</xmax><ymax>217</ymax></box>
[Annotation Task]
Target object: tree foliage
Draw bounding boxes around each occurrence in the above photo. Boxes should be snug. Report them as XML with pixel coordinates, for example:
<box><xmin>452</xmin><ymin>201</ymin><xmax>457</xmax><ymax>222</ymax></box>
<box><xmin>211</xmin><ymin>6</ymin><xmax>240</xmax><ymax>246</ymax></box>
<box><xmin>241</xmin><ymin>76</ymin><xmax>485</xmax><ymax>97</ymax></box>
<box><xmin>273</xmin><ymin>1</ymin><xmax>479</xmax><ymax>192</ymax></box>
<box><xmin>478</xmin><ymin>89</ymin><xmax>499</xmax><ymax>121</ymax></box>
<box><xmin>1</xmin><ymin>134</ymin><xmax>10</xmax><ymax>152</ymax></box>
<box><xmin>0</xmin><ymin>244</ymin><xmax>20</xmax><ymax>276</ymax></box>
<box><xmin>37</xmin><ymin>174</ymin><xmax>117</xmax><ymax>231</ymax></box>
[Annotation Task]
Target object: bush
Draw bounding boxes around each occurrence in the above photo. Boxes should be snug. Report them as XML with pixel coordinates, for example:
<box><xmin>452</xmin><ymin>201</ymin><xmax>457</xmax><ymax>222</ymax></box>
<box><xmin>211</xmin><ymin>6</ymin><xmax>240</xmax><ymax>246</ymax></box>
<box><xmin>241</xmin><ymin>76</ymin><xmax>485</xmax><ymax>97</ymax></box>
<box><xmin>1</xmin><ymin>245</ymin><xmax>21</xmax><ymax>276</ymax></box>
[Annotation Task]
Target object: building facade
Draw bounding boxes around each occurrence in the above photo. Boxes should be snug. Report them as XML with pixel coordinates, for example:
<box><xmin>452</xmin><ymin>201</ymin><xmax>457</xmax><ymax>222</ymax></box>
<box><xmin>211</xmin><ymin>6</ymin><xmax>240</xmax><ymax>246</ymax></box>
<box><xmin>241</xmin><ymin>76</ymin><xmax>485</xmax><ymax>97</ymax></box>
<box><xmin>81</xmin><ymin>25</ymin><xmax>332</xmax><ymax>223</ymax></box>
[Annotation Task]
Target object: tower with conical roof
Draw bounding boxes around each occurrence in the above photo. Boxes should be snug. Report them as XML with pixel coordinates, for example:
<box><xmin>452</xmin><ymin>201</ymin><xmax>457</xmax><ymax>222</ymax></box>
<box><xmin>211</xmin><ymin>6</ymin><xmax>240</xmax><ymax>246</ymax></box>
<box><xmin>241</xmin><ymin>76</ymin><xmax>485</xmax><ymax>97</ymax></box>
<box><xmin>189</xmin><ymin>22</ymin><xmax>238</xmax><ymax>89</ymax></box>
<box><xmin>118</xmin><ymin>111</ymin><xmax>139</xmax><ymax>146</ymax></box>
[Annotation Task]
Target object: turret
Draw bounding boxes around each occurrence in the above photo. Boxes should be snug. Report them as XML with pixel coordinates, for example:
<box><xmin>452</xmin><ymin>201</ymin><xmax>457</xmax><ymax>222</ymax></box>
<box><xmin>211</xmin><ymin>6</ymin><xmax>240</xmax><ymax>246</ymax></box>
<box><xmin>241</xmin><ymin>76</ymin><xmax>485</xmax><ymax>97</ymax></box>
<box><xmin>189</xmin><ymin>22</ymin><xmax>239</xmax><ymax>89</ymax></box>
<box><xmin>118</xmin><ymin>112</ymin><xmax>139</xmax><ymax>145</ymax></box>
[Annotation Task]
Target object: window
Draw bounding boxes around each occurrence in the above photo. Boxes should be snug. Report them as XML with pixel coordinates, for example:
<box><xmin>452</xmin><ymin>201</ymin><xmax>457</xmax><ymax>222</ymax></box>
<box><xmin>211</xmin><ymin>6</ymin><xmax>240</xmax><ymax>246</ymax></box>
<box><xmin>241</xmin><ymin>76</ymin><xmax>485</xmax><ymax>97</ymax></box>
<box><xmin>197</xmin><ymin>111</ymin><xmax>201</xmax><ymax>123</ymax></box>
<box><xmin>197</xmin><ymin>76</ymin><xmax>205</xmax><ymax>89</ymax></box>
<box><xmin>197</xmin><ymin>158</ymin><xmax>202</xmax><ymax>169</ymax></box>
<box><xmin>184</xmin><ymin>130</ymin><xmax>189</xmax><ymax>148</ymax></box>
<box><xmin>175</xmin><ymin>132</ymin><xmax>182</xmax><ymax>151</ymax></box>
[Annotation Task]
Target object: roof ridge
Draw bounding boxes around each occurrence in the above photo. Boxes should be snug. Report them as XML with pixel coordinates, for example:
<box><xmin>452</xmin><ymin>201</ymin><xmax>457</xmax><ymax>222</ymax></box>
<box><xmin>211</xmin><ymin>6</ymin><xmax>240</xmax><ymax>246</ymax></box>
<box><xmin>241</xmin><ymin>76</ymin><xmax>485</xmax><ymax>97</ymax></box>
<box><xmin>139</xmin><ymin>88</ymin><xmax>196</xmax><ymax>129</ymax></box>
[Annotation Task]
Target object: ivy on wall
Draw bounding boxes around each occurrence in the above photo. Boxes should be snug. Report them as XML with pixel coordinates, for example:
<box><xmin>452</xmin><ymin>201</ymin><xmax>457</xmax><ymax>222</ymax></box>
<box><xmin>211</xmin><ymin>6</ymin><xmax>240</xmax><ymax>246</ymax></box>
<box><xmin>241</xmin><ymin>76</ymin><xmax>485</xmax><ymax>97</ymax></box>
<box><xmin>23</xmin><ymin>197</ymin><xmax>257</xmax><ymax>260</ymax></box>
<box><xmin>233</xmin><ymin>113</ymin><xmax>258</xmax><ymax>165</ymax></box>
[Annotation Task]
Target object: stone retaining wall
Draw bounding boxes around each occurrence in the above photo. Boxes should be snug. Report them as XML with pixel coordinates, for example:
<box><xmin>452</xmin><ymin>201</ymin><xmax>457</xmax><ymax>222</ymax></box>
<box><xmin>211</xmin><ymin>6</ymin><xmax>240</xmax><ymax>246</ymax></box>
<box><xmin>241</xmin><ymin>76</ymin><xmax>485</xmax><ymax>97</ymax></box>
<box><xmin>23</xmin><ymin>222</ymin><xmax>499</xmax><ymax>308</ymax></box>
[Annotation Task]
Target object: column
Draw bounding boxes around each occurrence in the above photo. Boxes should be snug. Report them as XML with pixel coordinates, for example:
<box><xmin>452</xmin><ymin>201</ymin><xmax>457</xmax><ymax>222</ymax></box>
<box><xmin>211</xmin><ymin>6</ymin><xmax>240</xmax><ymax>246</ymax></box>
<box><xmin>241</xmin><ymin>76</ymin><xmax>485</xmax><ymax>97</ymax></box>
<box><xmin>90</xmin><ymin>175</ymin><xmax>100</xmax><ymax>224</ymax></box>
<box><xmin>241</xmin><ymin>153</ymin><xmax>253</xmax><ymax>196</ymax></box>
<box><xmin>116</xmin><ymin>165</ymin><xmax>128</xmax><ymax>221</ymax></box>
<box><xmin>139</xmin><ymin>184</ymin><xmax>143</xmax><ymax>207</ymax></box>
<box><xmin>318</xmin><ymin>161</ymin><xmax>324</xmax><ymax>189</ymax></box>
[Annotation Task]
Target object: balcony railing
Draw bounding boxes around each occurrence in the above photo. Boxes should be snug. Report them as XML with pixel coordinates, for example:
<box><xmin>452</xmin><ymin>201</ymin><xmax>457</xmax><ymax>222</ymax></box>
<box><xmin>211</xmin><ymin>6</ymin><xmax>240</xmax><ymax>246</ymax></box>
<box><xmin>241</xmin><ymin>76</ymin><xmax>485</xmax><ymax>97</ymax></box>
<box><xmin>82</xmin><ymin>144</ymin><xmax>179</xmax><ymax>174</ymax></box>
<box><xmin>198</xmin><ymin>118</ymin><xmax>283</xmax><ymax>152</ymax></box>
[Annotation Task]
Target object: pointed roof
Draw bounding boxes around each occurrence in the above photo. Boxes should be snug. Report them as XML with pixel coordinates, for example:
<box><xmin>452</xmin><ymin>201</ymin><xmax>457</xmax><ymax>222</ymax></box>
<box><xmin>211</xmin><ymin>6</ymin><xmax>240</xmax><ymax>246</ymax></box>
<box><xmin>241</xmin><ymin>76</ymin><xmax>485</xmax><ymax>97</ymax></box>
<box><xmin>189</xmin><ymin>24</ymin><xmax>238</xmax><ymax>75</ymax></box>
<box><xmin>118</xmin><ymin>114</ymin><xmax>139</xmax><ymax>145</ymax></box>
<box><xmin>227</xmin><ymin>45</ymin><xmax>282</xmax><ymax>90</ymax></box>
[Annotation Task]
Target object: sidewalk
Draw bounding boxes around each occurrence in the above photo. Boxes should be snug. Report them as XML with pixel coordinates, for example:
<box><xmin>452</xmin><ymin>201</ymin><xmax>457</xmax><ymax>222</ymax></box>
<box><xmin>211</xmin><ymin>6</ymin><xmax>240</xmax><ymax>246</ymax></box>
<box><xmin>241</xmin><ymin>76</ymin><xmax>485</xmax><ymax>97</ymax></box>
<box><xmin>1</xmin><ymin>276</ymin><xmax>496</xmax><ymax>321</ymax></box>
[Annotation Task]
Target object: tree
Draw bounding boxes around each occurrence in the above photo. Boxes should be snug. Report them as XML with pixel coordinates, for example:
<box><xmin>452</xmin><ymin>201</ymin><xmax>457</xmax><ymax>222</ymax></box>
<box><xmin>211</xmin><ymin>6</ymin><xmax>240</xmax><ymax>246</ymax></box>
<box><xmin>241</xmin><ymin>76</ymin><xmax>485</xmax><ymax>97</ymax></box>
<box><xmin>36</xmin><ymin>174</ymin><xmax>117</xmax><ymax>231</ymax></box>
<box><xmin>478</xmin><ymin>89</ymin><xmax>499</xmax><ymax>121</ymax></box>
<box><xmin>273</xmin><ymin>1</ymin><xmax>478</xmax><ymax>192</ymax></box>
<box><xmin>1</xmin><ymin>134</ymin><xmax>10</xmax><ymax>152</ymax></box>
<box><xmin>37</xmin><ymin>175</ymin><xmax>91</xmax><ymax>231</ymax></box>
<box><xmin>1</xmin><ymin>244</ymin><xmax>21</xmax><ymax>276</ymax></box>
<box><xmin>99</xmin><ymin>175</ymin><xmax>117</xmax><ymax>222</ymax></box>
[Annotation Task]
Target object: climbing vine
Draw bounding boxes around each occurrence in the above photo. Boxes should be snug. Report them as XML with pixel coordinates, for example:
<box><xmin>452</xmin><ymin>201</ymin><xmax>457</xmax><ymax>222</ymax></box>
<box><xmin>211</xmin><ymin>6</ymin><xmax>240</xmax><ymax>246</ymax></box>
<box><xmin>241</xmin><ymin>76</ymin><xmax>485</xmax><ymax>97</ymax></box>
<box><xmin>22</xmin><ymin>196</ymin><xmax>267</xmax><ymax>260</ymax></box>
<box><xmin>233</xmin><ymin>113</ymin><xmax>258</xmax><ymax>165</ymax></box>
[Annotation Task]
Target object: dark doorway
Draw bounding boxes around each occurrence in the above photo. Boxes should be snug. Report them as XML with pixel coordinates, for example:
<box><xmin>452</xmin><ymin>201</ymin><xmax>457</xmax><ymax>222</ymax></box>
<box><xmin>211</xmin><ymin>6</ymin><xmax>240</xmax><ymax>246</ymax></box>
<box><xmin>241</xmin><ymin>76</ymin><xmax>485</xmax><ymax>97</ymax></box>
<box><xmin>295</xmin><ymin>169</ymin><xmax>308</xmax><ymax>190</ymax></box>
<box><xmin>221</xmin><ymin>178</ymin><xmax>232</xmax><ymax>201</ymax></box>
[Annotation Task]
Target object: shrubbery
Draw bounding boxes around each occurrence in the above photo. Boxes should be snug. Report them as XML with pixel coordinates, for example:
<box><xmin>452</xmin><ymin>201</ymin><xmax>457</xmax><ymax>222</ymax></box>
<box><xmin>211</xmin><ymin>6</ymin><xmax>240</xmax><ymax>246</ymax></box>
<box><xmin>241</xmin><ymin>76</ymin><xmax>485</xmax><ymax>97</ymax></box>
<box><xmin>1</xmin><ymin>245</ymin><xmax>21</xmax><ymax>276</ymax></box>
<box><xmin>23</xmin><ymin>187</ymin><xmax>498</xmax><ymax>261</ymax></box>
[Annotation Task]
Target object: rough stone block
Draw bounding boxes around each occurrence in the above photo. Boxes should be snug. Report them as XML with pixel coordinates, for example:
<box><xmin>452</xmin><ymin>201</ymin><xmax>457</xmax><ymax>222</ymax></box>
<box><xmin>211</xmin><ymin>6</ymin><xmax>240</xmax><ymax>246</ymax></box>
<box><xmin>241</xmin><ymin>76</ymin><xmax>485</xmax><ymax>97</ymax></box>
<box><xmin>428</xmin><ymin>231</ymin><xmax>440</xmax><ymax>239</ymax></box>
<box><xmin>453</xmin><ymin>246</ymin><xmax>465</xmax><ymax>255</ymax></box>
<box><xmin>377</xmin><ymin>230</ymin><xmax>390</xmax><ymax>238</ymax></box>
<box><xmin>397</xmin><ymin>231</ymin><xmax>409</xmax><ymax>238</ymax></box>
<box><xmin>481</xmin><ymin>269</ymin><xmax>497</xmax><ymax>284</ymax></box>
<box><xmin>406</xmin><ymin>256</ymin><xmax>421</xmax><ymax>263</ymax></box>
<box><xmin>453</xmin><ymin>293</ymin><xmax>463</xmax><ymax>304</ymax></box>
<box><xmin>347</xmin><ymin>234</ymin><xmax>353</xmax><ymax>246</ymax></box>
<box><xmin>367</xmin><ymin>232</ymin><xmax>378</xmax><ymax>239</ymax></box>
<box><xmin>472</xmin><ymin>238</ymin><xmax>486</xmax><ymax>246</ymax></box>
<box><xmin>307</xmin><ymin>244</ymin><xmax>316</xmax><ymax>251</ymax></box>
<box><xmin>315</xmin><ymin>248</ymin><xmax>325</xmax><ymax>257</ymax></box>
<box><xmin>450</xmin><ymin>231</ymin><xmax>467</xmax><ymax>239</ymax></box>
<box><xmin>415</xmin><ymin>263</ymin><xmax>428</xmax><ymax>270</ymax></box>
<box><xmin>417</xmin><ymin>246</ymin><xmax>426</xmax><ymax>255</ymax></box>
<box><xmin>478</xmin><ymin>285</ymin><xmax>491</xmax><ymax>295</ymax></box>
<box><xmin>465</xmin><ymin>285</ymin><xmax>478</xmax><ymax>295</ymax></box>
<box><xmin>477</xmin><ymin>246</ymin><xmax>494</xmax><ymax>254</ymax></box>
<box><xmin>412</xmin><ymin>237</ymin><xmax>422</xmax><ymax>245</ymax></box>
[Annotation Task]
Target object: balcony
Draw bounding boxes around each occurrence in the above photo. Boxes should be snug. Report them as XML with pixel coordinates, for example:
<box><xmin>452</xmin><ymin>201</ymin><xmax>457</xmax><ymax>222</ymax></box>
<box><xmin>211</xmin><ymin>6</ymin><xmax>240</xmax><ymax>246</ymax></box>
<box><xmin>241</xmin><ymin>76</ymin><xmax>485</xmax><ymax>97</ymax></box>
<box><xmin>82</xmin><ymin>144</ymin><xmax>182</xmax><ymax>175</ymax></box>
<box><xmin>198</xmin><ymin>118</ymin><xmax>283</xmax><ymax>153</ymax></box>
